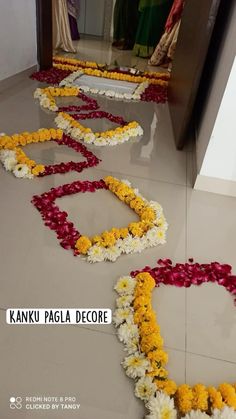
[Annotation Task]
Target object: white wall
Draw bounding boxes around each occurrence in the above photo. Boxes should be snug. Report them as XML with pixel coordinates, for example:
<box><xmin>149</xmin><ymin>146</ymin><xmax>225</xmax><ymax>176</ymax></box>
<box><xmin>195</xmin><ymin>3</ymin><xmax>236</xmax><ymax>175</ymax></box>
<box><xmin>194</xmin><ymin>3</ymin><xmax>236</xmax><ymax>196</ymax></box>
<box><xmin>200</xmin><ymin>56</ymin><xmax>236</xmax><ymax>181</ymax></box>
<box><xmin>0</xmin><ymin>0</ymin><xmax>37</xmax><ymax>81</ymax></box>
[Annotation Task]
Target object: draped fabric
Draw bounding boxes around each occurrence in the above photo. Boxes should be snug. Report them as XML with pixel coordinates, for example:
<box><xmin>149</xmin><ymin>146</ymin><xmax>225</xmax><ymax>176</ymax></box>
<box><xmin>165</xmin><ymin>0</ymin><xmax>184</xmax><ymax>32</ymax></box>
<box><xmin>67</xmin><ymin>0</ymin><xmax>80</xmax><ymax>40</ymax></box>
<box><xmin>113</xmin><ymin>0</ymin><xmax>139</xmax><ymax>45</ymax></box>
<box><xmin>148</xmin><ymin>0</ymin><xmax>184</xmax><ymax>66</ymax></box>
<box><xmin>52</xmin><ymin>0</ymin><xmax>77</xmax><ymax>53</ymax></box>
<box><xmin>148</xmin><ymin>20</ymin><xmax>180</xmax><ymax>65</ymax></box>
<box><xmin>133</xmin><ymin>0</ymin><xmax>173</xmax><ymax>58</ymax></box>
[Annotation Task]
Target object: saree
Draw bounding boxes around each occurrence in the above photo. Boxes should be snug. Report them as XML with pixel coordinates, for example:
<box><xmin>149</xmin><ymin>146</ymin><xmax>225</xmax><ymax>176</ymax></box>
<box><xmin>113</xmin><ymin>0</ymin><xmax>139</xmax><ymax>47</ymax></box>
<box><xmin>149</xmin><ymin>0</ymin><xmax>184</xmax><ymax>65</ymax></box>
<box><xmin>133</xmin><ymin>0</ymin><xmax>174</xmax><ymax>58</ymax></box>
<box><xmin>67</xmin><ymin>0</ymin><xmax>80</xmax><ymax>40</ymax></box>
<box><xmin>52</xmin><ymin>0</ymin><xmax>77</xmax><ymax>53</ymax></box>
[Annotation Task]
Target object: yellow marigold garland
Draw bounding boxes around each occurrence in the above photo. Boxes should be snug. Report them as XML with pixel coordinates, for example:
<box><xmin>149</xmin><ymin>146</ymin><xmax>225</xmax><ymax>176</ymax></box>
<box><xmin>34</xmin><ymin>86</ymin><xmax>80</xmax><ymax>111</ymax></box>
<box><xmin>0</xmin><ymin>128</ymin><xmax>63</xmax><ymax>178</ymax></box>
<box><xmin>55</xmin><ymin>112</ymin><xmax>143</xmax><ymax>146</ymax></box>
<box><xmin>53</xmin><ymin>62</ymin><xmax>168</xmax><ymax>87</ymax></box>
<box><xmin>114</xmin><ymin>270</ymin><xmax>236</xmax><ymax>415</ymax></box>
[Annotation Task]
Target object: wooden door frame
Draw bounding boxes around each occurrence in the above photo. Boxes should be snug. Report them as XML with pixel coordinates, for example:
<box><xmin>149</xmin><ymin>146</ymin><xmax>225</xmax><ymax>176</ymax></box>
<box><xmin>36</xmin><ymin>0</ymin><xmax>53</xmax><ymax>70</ymax></box>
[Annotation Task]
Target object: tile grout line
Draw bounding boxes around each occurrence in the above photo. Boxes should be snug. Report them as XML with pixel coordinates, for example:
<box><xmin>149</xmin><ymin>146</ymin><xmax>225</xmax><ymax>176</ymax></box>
<box><xmin>92</xmin><ymin>165</ymin><xmax>188</xmax><ymax>189</ymax></box>
<box><xmin>1</xmin><ymin>307</ymin><xmax>236</xmax><ymax>365</ymax></box>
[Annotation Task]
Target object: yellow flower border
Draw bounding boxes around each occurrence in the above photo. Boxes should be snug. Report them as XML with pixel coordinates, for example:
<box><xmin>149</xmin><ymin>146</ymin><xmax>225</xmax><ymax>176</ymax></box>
<box><xmin>74</xmin><ymin>176</ymin><xmax>167</xmax><ymax>262</ymax></box>
<box><xmin>0</xmin><ymin>128</ymin><xmax>63</xmax><ymax>177</ymax></box>
<box><xmin>55</xmin><ymin>112</ymin><xmax>143</xmax><ymax>146</ymax></box>
<box><xmin>34</xmin><ymin>86</ymin><xmax>80</xmax><ymax>111</ymax></box>
<box><xmin>54</xmin><ymin>55</ymin><xmax>102</xmax><ymax>69</ymax></box>
<box><xmin>115</xmin><ymin>271</ymin><xmax>236</xmax><ymax>415</ymax></box>
<box><xmin>53</xmin><ymin>56</ymin><xmax>169</xmax><ymax>87</ymax></box>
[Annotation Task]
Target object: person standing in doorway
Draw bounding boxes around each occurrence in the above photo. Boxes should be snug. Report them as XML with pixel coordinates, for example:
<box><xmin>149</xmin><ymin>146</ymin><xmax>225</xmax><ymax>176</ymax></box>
<box><xmin>133</xmin><ymin>0</ymin><xmax>174</xmax><ymax>58</ymax></box>
<box><xmin>112</xmin><ymin>0</ymin><xmax>139</xmax><ymax>50</ymax></box>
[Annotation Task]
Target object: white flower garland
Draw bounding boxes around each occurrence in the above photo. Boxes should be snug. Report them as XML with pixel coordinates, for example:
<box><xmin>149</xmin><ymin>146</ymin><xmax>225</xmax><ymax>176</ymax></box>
<box><xmin>0</xmin><ymin>150</ymin><xmax>33</xmax><ymax>179</ymax></box>
<box><xmin>55</xmin><ymin>113</ymin><xmax>143</xmax><ymax>146</ymax></box>
<box><xmin>86</xmin><ymin>182</ymin><xmax>167</xmax><ymax>263</ymax></box>
<box><xmin>59</xmin><ymin>70</ymin><xmax>149</xmax><ymax>101</ymax></box>
<box><xmin>34</xmin><ymin>88</ymin><xmax>58</xmax><ymax>111</ymax></box>
<box><xmin>113</xmin><ymin>274</ymin><xmax>236</xmax><ymax>418</ymax></box>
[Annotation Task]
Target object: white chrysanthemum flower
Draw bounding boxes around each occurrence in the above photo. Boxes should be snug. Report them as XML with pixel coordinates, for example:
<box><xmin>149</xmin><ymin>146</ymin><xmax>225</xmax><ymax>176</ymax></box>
<box><xmin>211</xmin><ymin>407</ymin><xmax>236</xmax><ymax>419</ymax></box>
<box><xmin>124</xmin><ymin>93</ymin><xmax>132</xmax><ymax>100</ymax></box>
<box><xmin>80</xmin><ymin>85</ymin><xmax>90</xmax><ymax>92</ymax></box>
<box><xmin>115</xmin><ymin>92</ymin><xmax>123</xmax><ymax>99</ymax></box>
<box><xmin>113</xmin><ymin>307</ymin><xmax>134</xmax><ymax>326</ymax></box>
<box><xmin>124</xmin><ymin>336</ymin><xmax>139</xmax><ymax>354</ymax></box>
<box><xmin>94</xmin><ymin>137</ymin><xmax>108</xmax><ymax>146</ymax></box>
<box><xmin>105</xmin><ymin>90</ymin><xmax>115</xmax><ymax>97</ymax></box>
<box><xmin>132</xmin><ymin>94</ymin><xmax>141</xmax><ymax>100</ymax></box>
<box><xmin>34</xmin><ymin>88</ymin><xmax>42</xmax><ymax>98</ymax></box>
<box><xmin>84</xmin><ymin>133</ymin><xmax>95</xmax><ymax>143</ymax></box>
<box><xmin>182</xmin><ymin>411</ymin><xmax>210</xmax><ymax>419</ymax></box>
<box><xmin>3</xmin><ymin>156</ymin><xmax>17</xmax><ymax>171</ymax></box>
<box><xmin>121</xmin><ymin>179</ymin><xmax>132</xmax><ymax>187</ymax></box>
<box><xmin>145</xmin><ymin>393</ymin><xmax>177</xmax><ymax>419</ymax></box>
<box><xmin>99</xmin><ymin>90</ymin><xmax>106</xmax><ymax>95</ymax></box>
<box><xmin>117</xmin><ymin>322</ymin><xmax>139</xmax><ymax>345</ymax></box>
<box><xmin>122</xmin><ymin>352</ymin><xmax>150</xmax><ymax>379</ymax></box>
<box><xmin>104</xmin><ymin>246</ymin><xmax>121</xmax><ymax>262</ymax></box>
<box><xmin>89</xmin><ymin>88</ymin><xmax>99</xmax><ymax>94</ymax></box>
<box><xmin>146</xmin><ymin>227</ymin><xmax>161</xmax><ymax>246</ymax></box>
<box><xmin>135</xmin><ymin>376</ymin><xmax>156</xmax><ymax>401</ymax></box>
<box><xmin>116</xmin><ymin>294</ymin><xmax>134</xmax><ymax>308</ymax></box>
<box><xmin>13</xmin><ymin>163</ymin><xmax>30</xmax><ymax>178</ymax></box>
<box><xmin>114</xmin><ymin>276</ymin><xmax>136</xmax><ymax>296</ymax></box>
<box><xmin>123</xmin><ymin>236</ymin><xmax>145</xmax><ymax>254</ymax></box>
<box><xmin>0</xmin><ymin>149</ymin><xmax>16</xmax><ymax>162</ymax></box>
<box><xmin>41</xmin><ymin>98</ymin><xmax>51</xmax><ymax>108</ymax></box>
<box><xmin>87</xmin><ymin>245</ymin><xmax>105</xmax><ymax>263</ymax></box>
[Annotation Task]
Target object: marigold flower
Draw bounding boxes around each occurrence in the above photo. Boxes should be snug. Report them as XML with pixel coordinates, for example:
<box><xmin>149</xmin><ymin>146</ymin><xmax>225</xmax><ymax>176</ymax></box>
<box><xmin>192</xmin><ymin>384</ymin><xmax>208</xmax><ymax>411</ymax></box>
<box><xmin>208</xmin><ymin>387</ymin><xmax>224</xmax><ymax>410</ymax></box>
<box><xmin>175</xmin><ymin>384</ymin><xmax>193</xmax><ymax>414</ymax></box>
<box><xmin>32</xmin><ymin>165</ymin><xmax>45</xmax><ymax>176</ymax></box>
<box><xmin>75</xmin><ymin>236</ymin><xmax>92</xmax><ymax>254</ymax></box>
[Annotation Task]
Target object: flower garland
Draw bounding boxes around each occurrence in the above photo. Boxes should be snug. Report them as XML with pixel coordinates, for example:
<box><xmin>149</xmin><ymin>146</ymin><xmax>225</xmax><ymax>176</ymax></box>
<box><xmin>0</xmin><ymin>129</ymin><xmax>100</xmax><ymax>178</ymax></box>
<box><xmin>55</xmin><ymin>111</ymin><xmax>143</xmax><ymax>146</ymax></box>
<box><xmin>53</xmin><ymin>55</ymin><xmax>169</xmax><ymax>86</ymax></box>
<box><xmin>53</xmin><ymin>55</ymin><xmax>103</xmax><ymax>69</ymax></box>
<box><xmin>34</xmin><ymin>86</ymin><xmax>98</xmax><ymax>112</ymax></box>
<box><xmin>54</xmin><ymin>63</ymin><xmax>168</xmax><ymax>87</ymax></box>
<box><xmin>30</xmin><ymin>67</ymin><xmax>168</xmax><ymax>104</ymax></box>
<box><xmin>30</xmin><ymin>67</ymin><xmax>72</xmax><ymax>85</ymax></box>
<box><xmin>59</xmin><ymin>70</ymin><xmax>149</xmax><ymax>101</ymax></box>
<box><xmin>114</xmin><ymin>260</ymin><xmax>236</xmax><ymax>418</ymax></box>
<box><xmin>32</xmin><ymin>176</ymin><xmax>167</xmax><ymax>262</ymax></box>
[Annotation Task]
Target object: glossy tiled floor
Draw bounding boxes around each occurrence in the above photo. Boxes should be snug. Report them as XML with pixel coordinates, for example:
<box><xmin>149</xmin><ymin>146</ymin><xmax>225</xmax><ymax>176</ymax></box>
<box><xmin>0</xmin><ymin>39</ymin><xmax>236</xmax><ymax>418</ymax></box>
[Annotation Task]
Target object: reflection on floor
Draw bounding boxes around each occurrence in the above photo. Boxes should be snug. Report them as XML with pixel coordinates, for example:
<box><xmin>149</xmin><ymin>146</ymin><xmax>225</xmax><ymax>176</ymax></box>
<box><xmin>0</xmin><ymin>38</ymin><xmax>236</xmax><ymax>419</ymax></box>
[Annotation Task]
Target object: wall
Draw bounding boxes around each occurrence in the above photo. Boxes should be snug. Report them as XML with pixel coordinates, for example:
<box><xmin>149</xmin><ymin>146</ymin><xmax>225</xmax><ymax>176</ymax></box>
<box><xmin>0</xmin><ymin>0</ymin><xmax>37</xmax><ymax>81</ymax></box>
<box><xmin>195</xmin><ymin>2</ymin><xmax>236</xmax><ymax>176</ymax></box>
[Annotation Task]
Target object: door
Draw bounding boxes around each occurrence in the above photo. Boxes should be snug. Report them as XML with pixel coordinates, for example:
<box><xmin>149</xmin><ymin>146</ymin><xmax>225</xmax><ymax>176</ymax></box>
<box><xmin>168</xmin><ymin>0</ymin><xmax>221</xmax><ymax>149</ymax></box>
<box><xmin>78</xmin><ymin>0</ymin><xmax>106</xmax><ymax>37</ymax></box>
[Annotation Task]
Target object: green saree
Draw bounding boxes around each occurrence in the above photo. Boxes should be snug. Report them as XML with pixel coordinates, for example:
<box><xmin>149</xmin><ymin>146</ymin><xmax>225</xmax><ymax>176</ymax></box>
<box><xmin>113</xmin><ymin>0</ymin><xmax>139</xmax><ymax>46</ymax></box>
<box><xmin>133</xmin><ymin>0</ymin><xmax>174</xmax><ymax>58</ymax></box>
